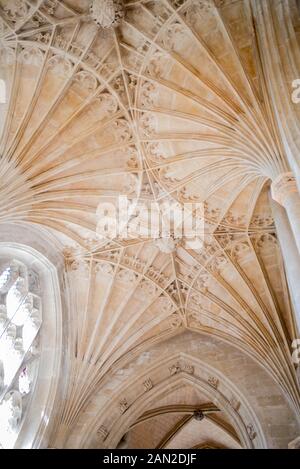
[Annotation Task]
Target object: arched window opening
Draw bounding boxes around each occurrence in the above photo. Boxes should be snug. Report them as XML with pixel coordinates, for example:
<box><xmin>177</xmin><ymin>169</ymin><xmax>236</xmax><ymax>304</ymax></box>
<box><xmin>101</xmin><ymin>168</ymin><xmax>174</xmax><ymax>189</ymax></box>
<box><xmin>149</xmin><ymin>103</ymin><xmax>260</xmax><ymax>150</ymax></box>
<box><xmin>0</xmin><ymin>260</ymin><xmax>42</xmax><ymax>448</ymax></box>
<box><xmin>0</xmin><ymin>79</ymin><xmax>6</xmax><ymax>104</ymax></box>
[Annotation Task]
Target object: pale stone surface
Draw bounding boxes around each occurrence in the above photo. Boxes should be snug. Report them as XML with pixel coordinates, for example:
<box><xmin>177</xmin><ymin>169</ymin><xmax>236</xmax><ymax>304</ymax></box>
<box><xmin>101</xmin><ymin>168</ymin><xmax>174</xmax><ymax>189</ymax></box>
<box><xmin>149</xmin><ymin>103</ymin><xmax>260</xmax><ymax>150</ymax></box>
<box><xmin>271</xmin><ymin>173</ymin><xmax>300</xmax><ymax>254</ymax></box>
<box><xmin>0</xmin><ymin>0</ymin><xmax>300</xmax><ymax>450</ymax></box>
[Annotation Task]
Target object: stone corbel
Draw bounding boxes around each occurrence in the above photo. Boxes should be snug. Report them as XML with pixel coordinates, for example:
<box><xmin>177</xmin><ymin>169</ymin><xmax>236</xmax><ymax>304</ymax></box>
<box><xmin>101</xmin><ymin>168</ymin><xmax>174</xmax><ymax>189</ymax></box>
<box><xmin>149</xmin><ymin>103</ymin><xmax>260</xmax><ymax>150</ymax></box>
<box><xmin>271</xmin><ymin>172</ymin><xmax>298</xmax><ymax>207</ymax></box>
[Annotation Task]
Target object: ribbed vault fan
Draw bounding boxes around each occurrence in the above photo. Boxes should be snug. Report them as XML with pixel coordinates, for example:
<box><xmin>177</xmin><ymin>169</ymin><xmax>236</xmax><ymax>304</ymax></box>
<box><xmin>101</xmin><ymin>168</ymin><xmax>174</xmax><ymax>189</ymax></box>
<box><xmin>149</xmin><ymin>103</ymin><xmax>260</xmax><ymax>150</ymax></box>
<box><xmin>0</xmin><ymin>0</ymin><xmax>299</xmax><ymax>446</ymax></box>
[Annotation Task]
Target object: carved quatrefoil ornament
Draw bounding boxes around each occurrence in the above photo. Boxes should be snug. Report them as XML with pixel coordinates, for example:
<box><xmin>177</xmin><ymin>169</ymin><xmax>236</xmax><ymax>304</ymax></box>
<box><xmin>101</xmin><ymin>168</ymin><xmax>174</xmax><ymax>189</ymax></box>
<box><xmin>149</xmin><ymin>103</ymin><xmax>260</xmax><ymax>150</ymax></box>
<box><xmin>90</xmin><ymin>0</ymin><xmax>125</xmax><ymax>28</ymax></box>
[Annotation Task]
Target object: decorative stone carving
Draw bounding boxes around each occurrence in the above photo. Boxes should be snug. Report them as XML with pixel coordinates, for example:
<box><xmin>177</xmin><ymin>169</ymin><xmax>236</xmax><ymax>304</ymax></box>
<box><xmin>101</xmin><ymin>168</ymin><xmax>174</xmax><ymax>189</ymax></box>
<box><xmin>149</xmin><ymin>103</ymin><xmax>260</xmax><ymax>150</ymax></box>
<box><xmin>43</xmin><ymin>0</ymin><xmax>59</xmax><ymax>16</ymax></box>
<box><xmin>184</xmin><ymin>0</ymin><xmax>214</xmax><ymax>25</ymax></box>
<box><xmin>99</xmin><ymin>59</ymin><xmax>116</xmax><ymax>78</ymax></box>
<box><xmin>169</xmin><ymin>312</ymin><xmax>183</xmax><ymax>329</ymax></box>
<box><xmin>194</xmin><ymin>272</ymin><xmax>210</xmax><ymax>292</ymax></box>
<box><xmin>167</xmin><ymin>281</ymin><xmax>177</xmax><ymax>298</ymax></box>
<box><xmin>216</xmin><ymin>232</ymin><xmax>234</xmax><ymax>249</ymax></box>
<box><xmin>157</xmin><ymin>295</ymin><xmax>175</xmax><ymax>314</ymax></box>
<box><xmin>125</xmin><ymin>146</ymin><xmax>139</xmax><ymax>169</ymax></box>
<box><xmin>113</xmin><ymin>118</ymin><xmax>132</xmax><ymax>142</ymax></box>
<box><xmin>100</xmin><ymin>250</ymin><xmax>119</xmax><ymax>263</ymax></box>
<box><xmin>223</xmin><ymin>210</ymin><xmax>246</xmax><ymax>227</ymax></box>
<box><xmin>122</xmin><ymin>173</ymin><xmax>139</xmax><ymax>194</ymax></box>
<box><xmin>90</xmin><ymin>0</ymin><xmax>125</xmax><ymax>29</ymax></box>
<box><xmin>204</xmin><ymin>202</ymin><xmax>221</xmax><ymax>222</ymax></box>
<box><xmin>208</xmin><ymin>376</ymin><xmax>219</xmax><ymax>389</ymax></box>
<box><xmin>143</xmin><ymin>378</ymin><xmax>153</xmax><ymax>391</ymax></box>
<box><xmin>171</xmin><ymin>0</ymin><xmax>186</xmax><ymax>8</ymax></box>
<box><xmin>96</xmin><ymin>93</ymin><xmax>119</xmax><ymax>116</ymax></box>
<box><xmin>193</xmin><ymin>409</ymin><xmax>205</xmax><ymax>421</ymax></box>
<box><xmin>47</xmin><ymin>55</ymin><xmax>73</xmax><ymax>77</ymax></box>
<box><xmin>97</xmin><ymin>425</ymin><xmax>109</xmax><ymax>441</ymax></box>
<box><xmin>136</xmin><ymin>279</ymin><xmax>157</xmax><ymax>298</ymax></box>
<box><xmin>229</xmin><ymin>396</ymin><xmax>240</xmax><ymax>412</ymax></box>
<box><xmin>179</xmin><ymin>283</ymin><xmax>188</xmax><ymax>297</ymax></box>
<box><xmin>271</xmin><ymin>172</ymin><xmax>298</xmax><ymax>206</ymax></box>
<box><xmin>145</xmin><ymin>142</ymin><xmax>166</xmax><ymax>162</ymax></box>
<box><xmin>169</xmin><ymin>362</ymin><xmax>182</xmax><ymax>375</ymax></box>
<box><xmin>122</xmin><ymin>254</ymin><xmax>145</xmax><ymax>272</ymax></box>
<box><xmin>183</xmin><ymin>363</ymin><xmax>194</xmax><ymax>375</ymax></box>
<box><xmin>208</xmin><ymin>253</ymin><xmax>228</xmax><ymax>273</ymax></box>
<box><xmin>28</xmin><ymin>269</ymin><xmax>40</xmax><ymax>295</ymax></box>
<box><xmin>169</xmin><ymin>360</ymin><xmax>194</xmax><ymax>375</ymax></box>
<box><xmin>69</xmin><ymin>43</ymin><xmax>84</xmax><ymax>59</ymax></box>
<box><xmin>35</xmin><ymin>32</ymin><xmax>51</xmax><ymax>44</ymax></box>
<box><xmin>19</xmin><ymin>46</ymin><xmax>43</xmax><ymax>66</ymax></box>
<box><xmin>147</xmin><ymin>266</ymin><xmax>169</xmax><ymax>287</ymax></box>
<box><xmin>147</xmin><ymin>52</ymin><xmax>169</xmax><ymax>79</ymax></box>
<box><xmin>253</xmin><ymin>233</ymin><xmax>277</xmax><ymax>251</ymax></box>
<box><xmin>28</xmin><ymin>11</ymin><xmax>47</xmax><ymax>28</ymax></box>
<box><xmin>246</xmin><ymin>423</ymin><xmax>256</xmax><ymax>440</ymax></box>
<box><xmin>84</xmin><ymin>51</ymin><xmax>101</xmax><ymax>68</ymax></box>
<box><xmin>1</xmin><ymin>0</ymin><xmax>29</xmax><ymax>24</ymax></box>
<box><xmin>116</xmin><ymin>268</ymin><xmax>138</xmax><ymax>285</ymax></box>
<box><xmin>95</xmin><ymin>262</ymin><xmax>114</xmax><ymax>276</ymax></box>
<box><xmin>68</xmin><ymin>257</ymin><xmax>90</xmax><ymax>274</ymax></box>
<box><xmin>140</xmin><ymin>81</ymin><xmax>159</xmax><ymax>107</ymax></box>
<box><xmin>119</xmin><ymin>398</ymin><xmax>129</xmax><ymax>414</ymax></box>
<box><xmin>178</xmin><ymin>186</ymin><xmax>200</xmax><ymax>203</ymax></box>
<box><xmin>1</xmin><ymin>0</ymin><xmax>298</xmax><ymax>452</ymax></box>
<box><xmin>159</xmin><ymin>166</ymin><xmax>181</xmax><ymax>185</ymax></box>
<box><xmin>127</xmin><ymin>73</ymin><xmax>137</xmax><ymax>92</ymax></box>
<box><xmin>112</xmin><ymin>75</ymin><xmax>125</xmax><ymax>95</ymax></box>
<box><xmin>230</xmin><ymin>241</ymin><xmax>251</xmax><ymax>261</ymax></box>
<box><xmin>161</xmin><ymin>21</ymin><xmax>186</xmax><ymax>51</ymax></box>
<box><xmin>139</xmin><ymin>113</ymin><xmax>157</xmax><ymax>137</ymax></box>
<box><xmin>250</xmin><ymin>214</ymin><xmax>274</xmax><ymax>228</ymax></box>
<box><xmin>54</xmin><ymin>34</ymin><xmax>68</xmax><ymax>50</ymax></box>
<box><xmin>187</xmin><ymin>309</ymin><xmax>202</xmax><ymax>328</ymax></box>
<box><xmin>74</xmin><ymin>71</ymin><xmax>98</xmax><ymax>92</ymax></box>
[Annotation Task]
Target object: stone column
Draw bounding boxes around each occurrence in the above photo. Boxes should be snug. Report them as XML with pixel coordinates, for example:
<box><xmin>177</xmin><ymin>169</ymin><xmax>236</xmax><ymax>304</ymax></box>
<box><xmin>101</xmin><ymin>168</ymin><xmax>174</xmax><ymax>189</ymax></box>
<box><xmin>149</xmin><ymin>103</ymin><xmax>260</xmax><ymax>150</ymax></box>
<box><xmin>270</xmin><ymin>197</ymin><xmax>300</xmax><ymax>333</ymax></box>
<box><xmin>271</xmin><ymin>172</ymin><xmax>300</xmax><ymax>254</ymax></box>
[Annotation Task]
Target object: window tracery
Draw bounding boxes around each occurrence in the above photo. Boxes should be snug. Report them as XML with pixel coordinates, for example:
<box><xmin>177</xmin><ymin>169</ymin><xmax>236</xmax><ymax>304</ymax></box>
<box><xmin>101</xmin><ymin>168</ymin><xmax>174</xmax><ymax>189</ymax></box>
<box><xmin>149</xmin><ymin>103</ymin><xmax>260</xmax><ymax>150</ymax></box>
<box><xmin>0</xmin><ymin>259</ymin><xmax>41</xmax><ymax>448</ymax></box>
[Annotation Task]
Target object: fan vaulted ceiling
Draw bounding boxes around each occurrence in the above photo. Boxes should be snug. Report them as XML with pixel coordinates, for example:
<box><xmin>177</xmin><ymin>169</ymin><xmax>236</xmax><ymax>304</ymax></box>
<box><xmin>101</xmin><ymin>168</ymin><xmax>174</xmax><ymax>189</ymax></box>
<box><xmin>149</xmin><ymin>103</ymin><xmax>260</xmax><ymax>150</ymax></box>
<box><xmin>0</xmin><ymin>0</ymin><xmax>300</xmax><ymax>449</ymax></box>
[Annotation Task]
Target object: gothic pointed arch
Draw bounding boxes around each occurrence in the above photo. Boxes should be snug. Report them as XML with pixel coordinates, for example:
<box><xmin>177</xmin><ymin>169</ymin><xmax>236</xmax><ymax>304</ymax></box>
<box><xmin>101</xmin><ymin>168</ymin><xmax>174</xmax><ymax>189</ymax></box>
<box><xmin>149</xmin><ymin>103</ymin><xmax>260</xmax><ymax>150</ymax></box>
<box><xmin>0</xmin><ymin>225</ymin><xmax>64</xmax><ymax>448</ymax></box>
